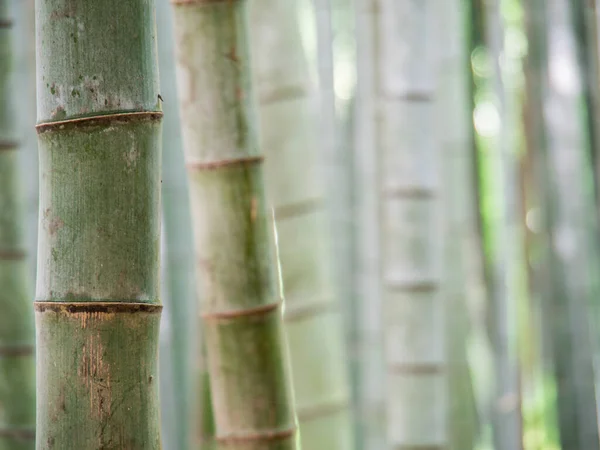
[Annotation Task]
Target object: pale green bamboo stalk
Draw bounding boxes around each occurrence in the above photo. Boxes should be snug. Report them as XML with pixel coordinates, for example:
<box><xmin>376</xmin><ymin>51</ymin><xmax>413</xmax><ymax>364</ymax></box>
<box><xmin>34</xmin><ymin>0</ymin><xmax>163</xmax><ymax>447</ymax></box>
<box><xmin>353</xmin><ymin>0</ymin><xmax>385</xmax><ymax>448</ymax></box>
<box><xmin>155</xmin><ymin>0</ymin><xmax>198</xmax><ymax>448</ymax></box>
<box><xmin>375</xmin><ymin>1</ymin><xmax>446</xmax><ymax>447</ymax></box>
<box><xmin>171</xmin><ymin>2</ymin><xmax>299</xmax><ymax>449</ymax></box>
<box><xmin>13</xmin><ymin>0</ymin><xmax>37</xmax><ymax>280</ymax></box>
<box><xmin>0</xmin><ymin>2</ymin><xmax>35</xmax><ymax>447</ymax></box>
<box><xmin>438</xmin><ymin>0</ymin><xmax>479</xmax><ymax>448</ymax></box>
<box><xmin>248</xmin><ymin>1</ymin><xmax>353</xmax><ymax>448</ymax></box>
<box><xmin>533</xmin><ymin>0</ymin><xmax>600</xmax><ymax>447</ymax></box>
<box><xmin>481</xmin><ymin>1</ymin><xmax>523</xmax><ymax>448</ymax></box>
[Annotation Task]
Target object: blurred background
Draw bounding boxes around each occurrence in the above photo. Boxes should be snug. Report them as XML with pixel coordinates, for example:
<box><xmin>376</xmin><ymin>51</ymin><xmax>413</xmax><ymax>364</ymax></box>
<box><xmin>9</xmin><ymin>0</ymin><xmax>600</xmax><ymax>449</ymax></box>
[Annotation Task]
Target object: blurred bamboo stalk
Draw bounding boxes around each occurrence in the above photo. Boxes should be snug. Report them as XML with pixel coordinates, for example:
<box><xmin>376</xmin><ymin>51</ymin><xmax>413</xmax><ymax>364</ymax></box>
<box><xmin>524</xmin><ymin>0</ymin><xmax>600</xmax><ymax>447</ymax></box>
<box><xmin>481</xmin><ymin>0</ymin><xmax>524</xmax><ymax>448</ymax></box>
<box><xmin>156</xmin><ymin>1</ymin><xmax>199</xmax><ymax>447</ymax></box>
<box><xmin>353</xmin><ymin>0</ymin><xmax>384</xmax><ymax>447</ymax></box>
<box><xmin>249</xmin><ymin>0</ymin><xmax>354</xmax><ymax>447</ymax></box>
<box><xmin>438</xmin><ymin>0</ymin><xmax>480</xmax><ymax>447</ymax></box>
<box><xmin>374</xmin><ymin>1</ymin><xmax>446</xmax><ymax>447</ymax></box>
<box><xmin>0</xmin><ymin>1</ymin><xmax>35</xmax><ymax>447</ymax></box>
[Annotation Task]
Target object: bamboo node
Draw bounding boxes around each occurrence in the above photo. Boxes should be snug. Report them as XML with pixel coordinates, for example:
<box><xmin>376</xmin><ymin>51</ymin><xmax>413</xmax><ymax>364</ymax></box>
<box><xmin>0</xmin><ymin>140</ymin><xmax>19</xmax><ymax>151</ymax></box>
<box><xmin>296</xmin><ymin>397</ymin><xmax>350</xmax><ymax>422</ymax></box>
<box><xmin>216</xmin><ymin>425</ymin><xmax>297</xmax><ymax>443</ymax></box>
<box><xmin>274</xmin><ymin>197</ymin><xmax>324</xmax><ymax>220</ymax></box>
<box><xmin>186</xmin><ymin>155</ymin><xmax>264</xmax><ymax>171</ymax></box>
<box><xmin>34</xmin><ymin>301</ymin><xmax>162</xmax><ymax>314</ymax></box>
<box><xmin>36</xmin><ymin>111</ymin><xmax>163</xmax><ymax>133</ymax></box>
<box><xmin>172</xmin><ymin>0</ymin><xmax>244</xmax><ymax>4</ymax></box>
<box><xmin>388</xmin><ymin>362</ymin><xmax>444</xmax><ymax>375</ymax></box>
<box><xmin>283</xmin><ymin>294</ymin><xmax>338</xmax><ymax>322</ymax></box>
<box><xmin>201</xmin><ymin>300</ymin><xmax>281</xmax><ymax>321</ymax></box>
<box><xmin>0</xmin><ymin>249</ymin><xmax>27</xmax><ymax>260</ymax></box>
<box><xmin>0</xmin><ymin>428</ymin><xmax>35</xmax><ymax>440</ymax></box>
<box><xmin>0</xmin><ymin>344</ymin><xmax>34</xmax><ymax>357</ymax></box>
<box><xmin>0</xmin><ymin>19</ymin><xmax>13</xmax><ymax>28</ymax></box>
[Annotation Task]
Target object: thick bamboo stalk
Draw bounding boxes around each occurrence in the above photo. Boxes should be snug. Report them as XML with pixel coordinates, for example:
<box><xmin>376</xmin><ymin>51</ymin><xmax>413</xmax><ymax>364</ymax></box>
<box><xmin>353</xmin><ymin>0</ymin><xmax>385</xmax><ymax>448</ymax></box>
<box><xmin>248</xmin><ymin>1</ymin><xmax>353</xmax><ymax>448</ymax></box>
<box><xmin>0</xmin><ymin>2</ymin><xmax>35</xmax><ymax>448</ymax></box>
<box><xmin>155</xmin><ymin>0</ymin><xmax>198</xmax><ymax>448</ymax></box>
<box><xmin>438</xmin><ymin>0</ymin><xmax>479</xmax><ymax>448</ymax></box>
<box><xmin>34</xmin><ymin>0</ymin><xmax>162</xmax><ymax>448</ymax></box>
<box><xmin>171</xmin><ymin>2</ymin><xmax>298</xmax><ymax>449</ymax></box>
<box><xmin>375</xmin><ymin>1</ymin><xmax>446</xmax><ymax>447</ymax></box>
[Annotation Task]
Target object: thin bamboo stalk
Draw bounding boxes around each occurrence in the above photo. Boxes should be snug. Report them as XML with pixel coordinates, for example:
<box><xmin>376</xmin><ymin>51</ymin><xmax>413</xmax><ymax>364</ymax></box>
<box><xmin>171</xmin><ymin>1</ymin><xmax>299</xmax><ymax>449</ymax></box>
<box><xmin>481</xmin><ymin>1</ymin><xmax>523</xmax><ymax>448</ymax></box>
<box><xmin>34</xmin><ymin>0</ymin><xmax>163</xmax><ymax>447</ymax></box>
<box><xmin>0</xmin><ymin>2</ymin><xmax>35</xmax><ymax>447</ymax></box>
<box><xmin>438</xmin><ymin>0</ymin><xmax>479</xmax><ymax>447</ymax></box>
<box><xmin>353</xmin><ymin>0</ymin><xmax>385</xmax><ymax>448</ymax></box>
<box><xmin>248</xmin><ymin>1</ymin><xmax>353</xmax><ymax>448</ymax></box>
<box><xmin>156</xmin><ymin>0</ymin><xmax>198</xmax><ymax>447</ymax></box>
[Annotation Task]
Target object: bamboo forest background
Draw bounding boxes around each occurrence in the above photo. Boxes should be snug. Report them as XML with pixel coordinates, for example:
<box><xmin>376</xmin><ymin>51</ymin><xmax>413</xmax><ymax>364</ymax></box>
<box><xmin>3</xmin><ymin>0</ymin><xmax>600</xmax><ymax>448</ymax></box>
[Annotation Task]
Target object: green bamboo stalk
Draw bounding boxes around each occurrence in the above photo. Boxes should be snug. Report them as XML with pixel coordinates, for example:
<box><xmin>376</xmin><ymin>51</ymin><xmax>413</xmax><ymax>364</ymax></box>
<box><xmin>13</xmin><ymin>0</ymin><xmax>37</xmax><ymax>280</ymax></box>
<box><xmin>155</xmin><ymin>0</ymin><xmax>199</xmax><ymax>447</ymax></box>
<box><xmin>248</xmin><ymin>1</ymin><xmax>353</xmax><ymax>448</ymax></box>
<box><xmin>375</xmin><ymin>1</ymin><xmax>446</xmax><ymax>447</ymax></box>
<box><xmin>569</xmin><ymin>0</ymin><xmax>600</xmax><ymax>203</ymax></box>
<box><xmin>353</xmin><ymin>0</ymin><xmax>385</xmax><ymax>448</ymax></box>
<box><xmin>0</xmin><ymin>2</ymin><xmax>35</xmax><ymax>447</ymax></box>
<box><xmin>34</xmin><ymin>0</ymin><xmax>163</xmax><ymax>448</ymax></box>
<box><xmin>438</xmin><ymin>0</ymin><xmax>479</xmax><ymax>448</ymax></box>
<box><xmin>171</xmin><ymin>1</ymin><xmax>299</xmax><ymax>449</ymax></box>
<box><xmin>525</xmin><ymin>0</ymin><xmax>600</xmax><ymax>447</ymax></box>
<box><xmin>480</xmin><ymin>1</ymin><xmax>524</xmax><ymax>448</ymax></box>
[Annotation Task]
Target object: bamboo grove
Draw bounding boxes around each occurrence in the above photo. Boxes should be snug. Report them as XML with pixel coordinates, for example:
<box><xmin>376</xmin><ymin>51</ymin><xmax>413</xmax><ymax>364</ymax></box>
<box><xmin>2</xmin><ymin>0</ymin><xmax>600</xmax><ymax>449</ymax></box>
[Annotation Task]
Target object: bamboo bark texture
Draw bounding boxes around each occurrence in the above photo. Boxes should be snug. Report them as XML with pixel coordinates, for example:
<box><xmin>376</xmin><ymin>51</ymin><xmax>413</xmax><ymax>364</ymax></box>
<box><xmin>171</xmin><ymin>1</ymin><xmax>298</xmax><ymax>449</ymax></box>
<box><xmin>0</xmin><ymin>1</ymin><xmax>35</xmax><ymax>448</ymax></box>
<box><xmin>375</xmin><ymin>1</ymin><xmax>446</xmax><ymax>447</ymax></box>
<box><xmin>34</xmin><ymin>0</ymin><xmax>162</xmax><ymax>448</ymax></box>
<box><xmin>248</xmin><ymin>1</ymin><xmax>353</xmax><ymax>448</ymax></box>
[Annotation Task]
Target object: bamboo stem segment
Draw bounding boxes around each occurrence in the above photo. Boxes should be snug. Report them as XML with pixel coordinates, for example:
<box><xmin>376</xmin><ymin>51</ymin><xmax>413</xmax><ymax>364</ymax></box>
<box><xmin>35</xmin><ymin>0</ymin><xmax>163</xmax><ymax>447</ymax></box>
<box><xmin>171</xmin><ymin>1</ymin><xmax>298</xmax><ymax>449</ymax></box>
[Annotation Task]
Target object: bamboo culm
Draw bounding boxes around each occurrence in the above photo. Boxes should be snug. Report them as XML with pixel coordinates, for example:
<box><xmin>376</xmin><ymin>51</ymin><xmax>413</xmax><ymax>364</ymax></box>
<box><xmin>0</xmin><ymin>1</ymin><xmax>35</xmax><ymax>448</ymax></box>
<box><xmin>156</xmin><ymin>0</ymin><xmax>200</xmax><ymax>447</ymax></box>
<box><xmin>438</xmin><ymin>0</ymin><xmax>479</xmax><ymax>447</ymax></box>
<box><xmin>248</xmin><ymin>0</ymin><xmax>353</xmax><ymax>448</ymax></box>
<box><xmin>171</xmin><ymin>1</ymin><xmax>299</xmax><ymax>449</ymax></box>
<box><xmin>376</xmin><ymin>1</ymin><xmax>446</xmax><ymax>447</ymax></box>
<box><xmin>34</xmin><ymin>0</ymin><xmax>163</xmax><ymax>447</ymax></box>
<box><xmin>353</xmin><ymin>0</ymin><xmax>385</xmax><ymax>447</ymax></box>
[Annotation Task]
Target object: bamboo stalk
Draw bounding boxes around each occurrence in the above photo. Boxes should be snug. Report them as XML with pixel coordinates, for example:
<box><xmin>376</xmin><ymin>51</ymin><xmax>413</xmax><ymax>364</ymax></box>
<box><xmin>171</xmin><ymin>2</ymin><xmax>299</xmax><ymax>449</ymax></box>
<box><xmin>34</xmin><ymin>0</ymin><xmax>163</xmax><ymax>447</ymax></box>
<box><xmin>0</xmin><ymin>2</ymin><xmax>35</xmax><ymax>447</ymax></box>
<box><xmin>438</xmin><ymin>0</ymin><xmax>479</xmax><ymax>447</ymax></box>
<box><xmin>480</xmin><ymin>1</ymin><xmax>524</xmax><ymax>448</ymax></box>
<box><xmin>353</xmin><ymin>0</ymin><xmax>385</xmax><ymax>447</ymax></box>
<box><xmin>525</xmin><ymin>0</ymin><xmax>600</xmax><ymax>447</ymax></box>
<box><xmin>155</xmin><ymin>0</ymin><xmax>199</xmax><ymax>447</ymax></box>
<box><xmin>248</xmin><ymin>1</ymin><xmax>353</xmax><ymax>448</ymax></box>
<box><xmin>375</xmin><ymin>1</ymin><xmax>446</xmax><ymax>447</ymax></box>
